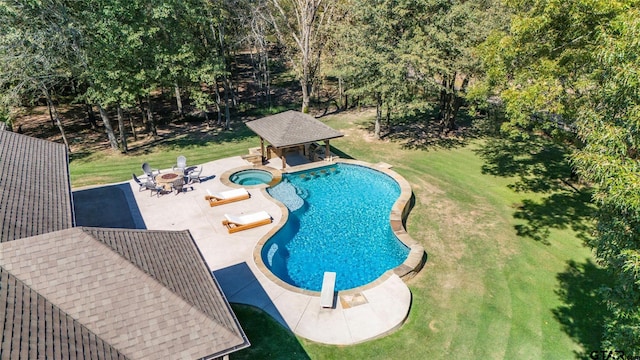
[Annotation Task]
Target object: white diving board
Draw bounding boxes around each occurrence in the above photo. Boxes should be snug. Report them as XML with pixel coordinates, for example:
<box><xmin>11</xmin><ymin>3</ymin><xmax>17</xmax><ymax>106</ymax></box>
<box><xmin>320</xmin><ymin>271</ymin><xmax>336</xmax><ymax>308</ymax></box>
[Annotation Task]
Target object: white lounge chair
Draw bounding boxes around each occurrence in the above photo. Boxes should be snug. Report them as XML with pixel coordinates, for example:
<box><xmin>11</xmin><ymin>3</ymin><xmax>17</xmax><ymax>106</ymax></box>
<box><xmin>222</xmin><ymin>210</ymin><xmax>271</xmax><ymax>233</ymax></box>
<box><xmin>205</xmin><ymin>188</ymin><xmax>250</xmax><ymax>207</ymax></box>
<box><xmin>320</xmin><ymin>271</ymin><xmax>336</xmax><ymax>308</ymax></box>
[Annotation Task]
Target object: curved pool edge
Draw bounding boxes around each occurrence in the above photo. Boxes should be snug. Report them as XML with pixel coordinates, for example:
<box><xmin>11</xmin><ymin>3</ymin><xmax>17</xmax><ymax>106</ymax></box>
<box><xmin>252</xmin><ymin>158</ymin><xmax>426</xmax><ymax>296</ymax></box>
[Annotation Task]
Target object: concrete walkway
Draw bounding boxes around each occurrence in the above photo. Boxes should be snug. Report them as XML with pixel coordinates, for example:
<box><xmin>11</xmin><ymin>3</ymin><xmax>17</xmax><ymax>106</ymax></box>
<box><xmin>80</xmin><ymin>156</ymin><xmax>412</xmax><ymax>345</ymax></box>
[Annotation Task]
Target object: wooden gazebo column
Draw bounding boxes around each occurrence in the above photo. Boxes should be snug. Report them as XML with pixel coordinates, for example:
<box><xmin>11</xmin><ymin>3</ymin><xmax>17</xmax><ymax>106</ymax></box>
<box><xmin>280</xmin><ymin>147</ymin><xmax>286</xmax><ymax>169</ymax></box>
<box><xmin>260</xmin><ymin>137</ymin><xmax>266</xmax><ymax>162</ymax></box>
<box><xmin>324</xmin><ymin>140</ymin><xmax>331</xmax><ymax>160</ymax></box>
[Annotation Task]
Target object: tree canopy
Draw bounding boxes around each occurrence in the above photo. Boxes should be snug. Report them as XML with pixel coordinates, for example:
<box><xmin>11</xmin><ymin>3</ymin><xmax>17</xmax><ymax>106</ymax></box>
<box><xmin>483</xmin><ymin>0</ymin><xmax>640</xmax><ymax>353</ymax></box>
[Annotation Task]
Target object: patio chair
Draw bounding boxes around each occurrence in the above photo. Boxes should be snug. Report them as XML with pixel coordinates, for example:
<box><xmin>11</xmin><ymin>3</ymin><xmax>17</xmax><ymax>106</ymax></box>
<box><xmin>205</xmin><ymin>188</ymin><xmax>250</xmax><ymax>207</ymax></box>
<box><xmin>142</xmin><ymin>162</ymin><xmax>160</xmax><ymax>179</ymax></box>
<box><xmin>132</xmin><ymin>174</ymin><xmax>163</xmax><ymax>197</ymax></box>
<box><xmin>222</xmin><ymin>210</ymin><xmax>271</xmax><ymax>233</ymax></box>
<box><xmin>172</xmin><ymin>155</ymin><xmax>187</xmax><ymax>173</ymax></box>
<box><xmin>186</xmin><ymin>166</ymin><xmax>202</xmax><ymax>184</ymax></box>
<box><xmin>171</xmin><ymin>176</ymin><xmax>186</xmax><ymax>195</ymax></box>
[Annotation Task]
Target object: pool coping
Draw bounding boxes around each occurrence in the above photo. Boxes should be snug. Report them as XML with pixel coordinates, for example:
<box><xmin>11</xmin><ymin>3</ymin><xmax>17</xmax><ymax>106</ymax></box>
<box><xmin>251</xmin><ymin>159</ymin><xmax>426</xmax><ymax>297</ymax></box>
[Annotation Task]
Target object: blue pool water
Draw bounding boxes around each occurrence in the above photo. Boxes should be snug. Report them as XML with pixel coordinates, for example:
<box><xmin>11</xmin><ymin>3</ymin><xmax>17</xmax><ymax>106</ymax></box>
<box><xmin>230</xmin><ymin>169</ymin><xmax>273</xmax><ymax>186</ymax></box>
<box><xmin>263</xmin><ymin>163</ymin><xmax>409</xmax><ymax>291</ymax></box>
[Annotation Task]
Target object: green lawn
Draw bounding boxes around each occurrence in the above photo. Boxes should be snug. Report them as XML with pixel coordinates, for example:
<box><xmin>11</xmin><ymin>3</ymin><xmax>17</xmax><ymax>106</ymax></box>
<box><xmin>69</xmin><ymin>110</ymin><xmax>606</xmax><ymax>360</ymax></box>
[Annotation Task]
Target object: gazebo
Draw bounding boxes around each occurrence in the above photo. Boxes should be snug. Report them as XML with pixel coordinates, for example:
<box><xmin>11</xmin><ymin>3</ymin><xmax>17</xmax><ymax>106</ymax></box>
<box><xmin>246</xmin><ymin>110</ymin><xmax>344</xmax><ymax>168</ymax></box>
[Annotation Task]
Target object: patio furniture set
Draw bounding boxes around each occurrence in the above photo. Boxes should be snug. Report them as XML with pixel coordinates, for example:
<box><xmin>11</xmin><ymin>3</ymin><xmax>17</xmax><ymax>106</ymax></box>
<box><xmin>132</xmin><ymin>156</ymin><xmax>202</xmax><ymax>197</ymax></box>
<box><xmin>133</xmin><ymin>156</ymin><xmax>272</xmax><ymax>233</ymax></box>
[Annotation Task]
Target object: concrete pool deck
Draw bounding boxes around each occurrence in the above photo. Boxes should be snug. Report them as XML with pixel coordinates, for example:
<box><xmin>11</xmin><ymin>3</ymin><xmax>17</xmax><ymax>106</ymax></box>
<box><xmin>79</xmin><ymin>156</ymin><xmax>416</xmax><ymax>345</ymax></box>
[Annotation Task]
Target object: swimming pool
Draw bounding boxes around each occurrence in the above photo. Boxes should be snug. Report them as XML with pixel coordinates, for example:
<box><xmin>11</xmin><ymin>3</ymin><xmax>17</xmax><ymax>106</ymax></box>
<box><xmin>262</xmin><ymin>163</ymin><xmax>410</xmax><ymax>291</ymax></box>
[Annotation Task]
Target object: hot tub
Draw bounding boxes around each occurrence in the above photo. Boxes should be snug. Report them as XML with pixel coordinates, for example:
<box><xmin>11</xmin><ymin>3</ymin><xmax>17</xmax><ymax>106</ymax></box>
<box><xmin>229</xmin><ymin>169</ymin><xmax>274</xmax><ymax>186</ymax></box>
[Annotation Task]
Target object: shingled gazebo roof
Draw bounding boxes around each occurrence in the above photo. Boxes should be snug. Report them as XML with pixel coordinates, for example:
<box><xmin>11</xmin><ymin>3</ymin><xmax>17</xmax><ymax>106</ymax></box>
<box><xmin>246</xmin><ymin>110</ymin><xmax>343</xmax><ymax>148</ymax></box>
<box><xmin>0</xmin><ymin>130</ymin><xmax>74</xmax><ymax>242</ymax></box>
<box><xmin>0</xmin><ymin>227</ymin><xmax>250</xmax><ymax>359</ymax></box>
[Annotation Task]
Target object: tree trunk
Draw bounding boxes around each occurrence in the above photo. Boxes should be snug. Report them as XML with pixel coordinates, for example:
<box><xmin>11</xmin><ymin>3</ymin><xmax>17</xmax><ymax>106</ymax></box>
<box><xmin>138</xmin><ymin>96</ymin><xmax>149</xmax><ymax>132</ymax></box>
<box><xmin>439</xmin><ymin>73</ymin><xmax>468</xmax><ymax>133</ymax></box>
<box><xmin>301</xmin><ymin>76</ymin><xmax>311</xmax><ymax>113</ymax></box>
<box><xmin>250</xmin><ymin>50</ymin><xmax>260</xmax><ymax>107</ymax></box>
<box><xmin>85</xmin><ymin>102</ymin><xmax>97</xmax><ymax>129</ymax></box>
<box><xmin>98</xmin><ymin>105</ymin><xmax>119</xmax><ymax>150</ymax></box>
<box><xmin>128</xmin><ymin>108</ymin><xmax>138</xmax><ymax>141</ymax></box>
<box><xmin>386</xmin><ymin>104</ymin><xmax>391</xmax><ymax>131</ymax></box>
<box><xmin>47</xmin><ymin>101</ymin><xmax>56</xmax><ymax>127</ymax></box>
<box><xmin>264</xmin><ymin>46</ymin><xmax>271</xmax><ymax>108</ymax></box>
<box><xmin>375</xmin><ymin>94</ymin><xmax>382</xmax><ymax>139</ymax></box>
<box><xmin>223</xmin><ymin>77</ymin><xmax>231</xmax><ymax>129</ymax></box>
<box><xmin>174</xmin><ymin>82</ymin><xmax>184</xmax><ymax>118</ymax></box>
<box><xmin>145</xmin><ymin>94</ymin><xmax>158</xmax><ymax>138</ymax></box>
<box><xmin>338</xmin><ymin>77</ymin><xmax>344</xmax><ymax>110</ymax></box>
<box><xmin>214</xmin><ymin>82</ymin><xmax>222</xmax><ymax>126</ymax></box>
<box><xmin>42</xmin><ymin>86</ymin><xmax>70</xmax><ymax>152</ymax></box>
<box><xmin>116</xmin><ymin>104</ymin><xmax>128</xmax><ymax>153</ymax></box>
<box><xmin>216</xmin><ymin>23</ymin><xmax>232</xmax><ymax>129</ymax></box>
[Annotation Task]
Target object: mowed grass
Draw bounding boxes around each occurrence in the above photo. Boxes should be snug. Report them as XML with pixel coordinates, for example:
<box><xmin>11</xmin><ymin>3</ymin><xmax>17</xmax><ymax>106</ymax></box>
<box><xmin>68</xmin><ymin>125</ymin><xmax>258</xmax><ymax>188</ymax></box>
<box><xmin>68</xmin><ymin>110</ymin><xmax>605</xmax><ymax>359</ymax></box>
<box><xmin>281</xmin><ymin>113</ymin><xmax>603</xmax><ymax>360</ymax></box>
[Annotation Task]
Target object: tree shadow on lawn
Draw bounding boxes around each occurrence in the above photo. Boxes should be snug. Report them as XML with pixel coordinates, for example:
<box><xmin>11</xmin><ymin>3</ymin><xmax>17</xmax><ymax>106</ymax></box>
<box><xmin>513</xmin><ymin>191</ymin><xmax>595</xmax><ymax>245</ymax></box>
<box><xmin>362</xmin><ymin>108</ymin><xmax>481</xmax><ymax>150</ymax></box>
<box><xmin>127</xmin><ymin>121</ymin><xmax>258</xmax><ymax>154</ymax></box>
<box><xmin>553</xmin><ymin>259</ymin><xmax>612</xmax><ymax>359</ymax></box>
<box><xmin>476</xmin><ymin>136</ymin><xmax>596</xmax><ymax>244</ymax></box>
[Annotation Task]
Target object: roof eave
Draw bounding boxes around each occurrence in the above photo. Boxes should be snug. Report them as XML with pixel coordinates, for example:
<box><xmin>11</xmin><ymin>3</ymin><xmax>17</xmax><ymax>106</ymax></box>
<box><xmin>270</xmin><ymin>134</ymin><xmax>344</xmax><ymax>149</ymax></box>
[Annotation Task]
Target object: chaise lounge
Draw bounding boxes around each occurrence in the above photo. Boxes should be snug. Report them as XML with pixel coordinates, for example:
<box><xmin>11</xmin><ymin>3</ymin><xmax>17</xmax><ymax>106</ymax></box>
<box><xmin>205</xmin><ymin>188</ymin><xmax>250</xmax><ymax>207</ymax></box>
<box><xmin>222</xmin><ymin>211</ymin><xmax>272</xmax><ymax>234</ymax></box>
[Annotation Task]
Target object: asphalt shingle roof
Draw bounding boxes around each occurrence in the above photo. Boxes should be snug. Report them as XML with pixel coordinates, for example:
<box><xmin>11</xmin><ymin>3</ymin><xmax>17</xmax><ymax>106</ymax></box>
<box><xmin>0</xmin><ymin>131</ymin><xmax>74</xmax><ymax>242</ymax></box>
<box><xmin>83</xmin><ymin>227</ymin><xmax>241</xmax><ymax>335</ymax></box>
<box><xmin>0</xmin><ymin>227</ymin><xmax>249</xmax><ymax>359</ymax></box>
<box><xmin>246</xmin><ymin>110</ymin><xmax>343</xmax><ymax>148</ymax></box>
<box><xmin>0</xmin><ymin>266</ymin><xmax>128</xmax><ymax>360</ymax></box>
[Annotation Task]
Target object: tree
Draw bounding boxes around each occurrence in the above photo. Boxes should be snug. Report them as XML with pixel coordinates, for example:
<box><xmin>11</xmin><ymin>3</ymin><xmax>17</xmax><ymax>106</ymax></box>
<box><xmin>0</xmin><ymin>0</ymin><xmax>73</xmax><ymax>150</ymax></box>
<box><xmin>572</xmin><ymin>8</ymin><xmax>640</xmax><ymax>353</ymax></box>
<box><xmin>327</xmin><ymin>0</ymin><xmax>504</xmax><ymax>137</ymax></box>
<box><xmin>328</xmin><ymin>0</ymin><xmax>429</xmax><ymax>138</ymax></box>
<box><xmin>268</xmin><ymin>0</ymin><xmax>334</xmax><ymax>113</ymax></box>
<box><xmin>402</xmin><ymin>0</ymin><xmax>507</xmax><ymax>133</ymax></box>
<box><xmin>480</xmin><ymin>0</ymin><xmax>618</xmax><ymax>136</ymax></box>
<box><xmin>482</xmin><ymin>0</ymin><xmax>640</xmax><ymax>353</ymax></box>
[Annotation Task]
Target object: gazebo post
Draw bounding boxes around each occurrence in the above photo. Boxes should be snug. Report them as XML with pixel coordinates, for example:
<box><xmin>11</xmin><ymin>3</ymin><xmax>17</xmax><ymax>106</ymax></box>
<box><xmin>325</xmin><ymin>140</ymin><xmax>331</xmax><ymax>161</ymax></box>
<box><xmin>281</xmin><ymin>150</ymin><xmax>286</xmax><ymax>169</ymax></box>
<box><xmin>260</xmin><ymin>137</ymin><xmax>266</xmax><ymax>162</ymax></box>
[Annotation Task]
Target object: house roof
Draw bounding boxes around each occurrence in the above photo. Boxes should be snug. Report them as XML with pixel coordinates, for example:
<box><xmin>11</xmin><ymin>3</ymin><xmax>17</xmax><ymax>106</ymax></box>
<box><xmin>0</xmin><ymin>267</ymin><xmax>129</xmax><ymax>359</ymax></box>
<box><xmin>246</xmin><ymin>110</ymin><xmax>343</xmax><ymax>148</ymax></box>
<box><xmin>0</xmin><ymin>227</ymin><xmax>250</xmax><ymax>359</ymax></box>
<box><xmin>0</xmin><ymin>130</ymin><xmax>74</xmax><ymax>242</ymax></box>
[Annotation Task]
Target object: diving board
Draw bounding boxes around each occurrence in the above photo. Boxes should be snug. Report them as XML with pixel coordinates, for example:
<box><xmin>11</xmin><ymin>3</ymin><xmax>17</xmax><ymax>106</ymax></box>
<box><xmin>320</xmin><ymin>271</ymin><xmax>336</xmax><ymax>308</ymax></box>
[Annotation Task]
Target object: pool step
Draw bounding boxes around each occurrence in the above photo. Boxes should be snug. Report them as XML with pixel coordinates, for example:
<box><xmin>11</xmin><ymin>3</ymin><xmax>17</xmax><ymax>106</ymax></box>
<box><xmin>269</xmin><ymin>180</ymin><xmax>305</xmax><ymax>211</ymax></box>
